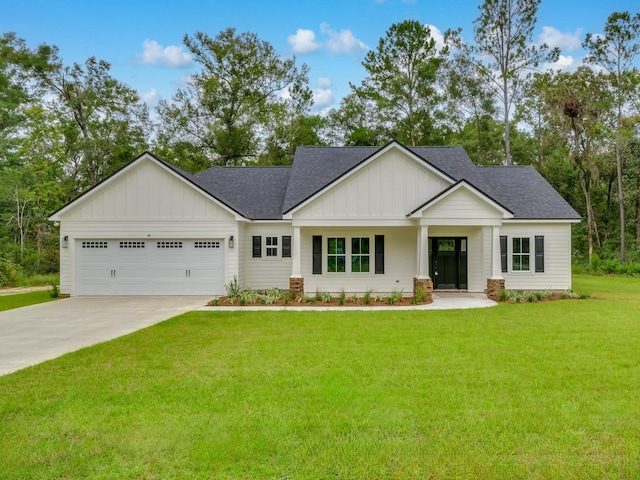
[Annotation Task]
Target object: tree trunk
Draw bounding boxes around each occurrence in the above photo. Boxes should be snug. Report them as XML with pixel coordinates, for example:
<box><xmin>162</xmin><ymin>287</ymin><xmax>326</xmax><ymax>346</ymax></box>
<box><xmin>503</xmin><ymin>76</ymin><xmax>511</xmax><ymax>165</ymax></box>
<box><xmin>616</xmin><ymin>102</ymin><xmax>625</xmax><ymax>263</ymax></box>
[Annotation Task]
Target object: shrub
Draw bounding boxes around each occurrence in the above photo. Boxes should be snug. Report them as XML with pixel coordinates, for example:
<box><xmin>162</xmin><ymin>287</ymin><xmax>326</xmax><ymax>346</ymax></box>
<box><xmin>49</xmin><ymin>283</ymin><xmax>59</xmax><ymax>299</ymax></box>
<box><xmin>386</xmin><ymin>289</ymin><xmax>403</xmax><ymax>305</ymax></box>
<box><xmin>363</xmin><ymin>289</ymin><xmax>373</xmax><ymax>305</ymax></box>
<box><xmin>239</xmin><ymin>289</ymin><xmax>259</xmax><ymax>305</ymax></box>
<box><xmin>590</xmin><ymin>253</ymin><xmax>601</xmax><ymax>273</ymax></box>
<box><xmin>260</xmin><ymin>288</ymin><xmax>283</xmax><ymax>305</ymax></box>
<box><xmin>318</xmin><ymin>291</ymin><xmax>332</xmax><ymax>303</ymax></box>
<box><xmin>0</xmin><ymin>258</ymin><xmax>20</xmax><ymax>288</ymax></box>
<box><xmin>414</xmin><ymin>287</ymin><xmax>426</xmax><ymax>303</ymax></box>
<box><xmin>337</xmin><ymin>290</ymin><xmax>345</xmax><ymax>306</ymax></box>
<box><xmin>225</xmin><ymin>276</ymin><xmax>240</xmax><ymax>300</ymax></box>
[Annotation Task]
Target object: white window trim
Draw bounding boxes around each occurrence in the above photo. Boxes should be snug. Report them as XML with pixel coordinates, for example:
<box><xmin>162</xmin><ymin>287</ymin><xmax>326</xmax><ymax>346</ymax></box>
<box><xmin>326</xmin><ymin>236</ymin><xmax>372</xmax><ymax>275</ymax></box>
<box><xmin>263</xmin><ymin>236</ymin><xmax>280</xmax><ymax>260</ymax></box>
<box><xmin>509</xmin><ymin>235</ymin><xmax>533</xmax><ymax>274</ymax></box>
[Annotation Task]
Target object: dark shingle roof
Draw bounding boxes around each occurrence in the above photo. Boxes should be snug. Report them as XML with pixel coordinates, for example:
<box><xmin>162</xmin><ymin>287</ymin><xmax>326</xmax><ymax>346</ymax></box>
<box><xmin>176</xmin><ymin>143</ymin><xmax>579</xmax><ymax>221</ymax></box>
<box><xmin>193</xmin><ymin>167</ymin><xmax>291</xmax><ymax>220</ymax></box>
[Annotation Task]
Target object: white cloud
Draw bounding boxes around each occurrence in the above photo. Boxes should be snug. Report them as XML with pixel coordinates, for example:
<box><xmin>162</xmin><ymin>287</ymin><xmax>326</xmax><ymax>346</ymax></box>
<box><xmin>137</xmin><ymin>40</ymin><xmax>192</xmax><ymax>68</ymax></box>
<box><xmin>288</xmin><ymin>28</ymin><xmax>322</xmax><ymax>54</ymax></box>
<box><xmin>425</xmin><ymin>24</ymin><xmax>445</xmax><ymax>52</ymax></box>
<box><xmin>542</xmin><ymin>54</ymin><xmax>581</xmax><ymax>72</ymax></box>
<box><xmin>141</xmin><ymin>88</ymin><xmax>162</xmax><ymax>108</ymax></box>
<box><xmin>320</xmin><ymin>23</ymin><xmax>369</xmax><ymax>54</ymax></box>
<box><xmin>538</xmin><ymin>26</ymin><xmax>583</xmax><ymax>52</ymax></box>
<box><xmin>317</xmin><ymin>77</ymin><xmax>332</xmax><ymax>88</ymax></box>
<box><xmin>311</xmin><ymin>77</ymin><xmax>335</xmax><ymax>111</ymax></box>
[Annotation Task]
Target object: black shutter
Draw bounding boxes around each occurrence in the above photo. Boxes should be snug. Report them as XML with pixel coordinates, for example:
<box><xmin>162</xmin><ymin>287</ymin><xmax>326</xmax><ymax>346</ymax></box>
<box><xmin>252</xmin><ymin>236</ymin><xmax>262</xmax><ymax>258</ymax></box>
<box><xmin>282</xmin><ymin>236</ymin><xmax>292</xmax><ymax>258</ymax></box>
<box><xmin>375</xmin><ymin>235</ymin><xmax>385</xmax><ymax>274</ymax></box>
<box><xmin>535</xmin><ymin>236</ymin><xmax>544</xmax><ymax>272</ymax></box>
<box><xmin>500</xmin><ymin>235</ymin><xmax>508</xmax><ymax>273</ymax></box>
<box><xmin>312</xmin><ymin>235</ymin><xmax>322</xmax><ymax>274</ymax></box>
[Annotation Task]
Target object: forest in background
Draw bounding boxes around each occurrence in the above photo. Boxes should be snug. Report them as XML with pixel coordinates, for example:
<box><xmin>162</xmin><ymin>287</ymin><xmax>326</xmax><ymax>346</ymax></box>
<box><xmin>1</xmin><ymin>0</ymin><xmax>640</xmax><ymax>285</ymax></box>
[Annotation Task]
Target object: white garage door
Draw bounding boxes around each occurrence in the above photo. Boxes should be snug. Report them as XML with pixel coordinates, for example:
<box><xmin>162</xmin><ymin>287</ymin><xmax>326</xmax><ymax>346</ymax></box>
<box><xmin>76</xmin><ymin>239</ymin><xmax>224</xmax><ymax>295</ymax></box>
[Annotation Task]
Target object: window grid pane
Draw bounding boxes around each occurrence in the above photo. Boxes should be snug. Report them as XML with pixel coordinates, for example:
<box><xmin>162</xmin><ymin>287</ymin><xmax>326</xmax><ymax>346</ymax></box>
<box><xmin>327</xmin><ymin>238</ymin><xmax>346</xmax><ymax>272</ymax></box>
<box><xmin>351</xmin><ymin>237</ymin><xmax>370</xmax><ymax>273</ymax></box>
<box><xmin>512</xmin><ymin>237</ymin><xmax>531</xmax><ymax>271</ymax></box>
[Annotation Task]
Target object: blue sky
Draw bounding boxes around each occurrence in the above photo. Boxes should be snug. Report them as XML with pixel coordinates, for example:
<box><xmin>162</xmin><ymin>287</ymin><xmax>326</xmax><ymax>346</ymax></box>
<box><xmin>2</xmin><ymin>0</ymin><xmax>637</xmax><ymax>114</ymax></box>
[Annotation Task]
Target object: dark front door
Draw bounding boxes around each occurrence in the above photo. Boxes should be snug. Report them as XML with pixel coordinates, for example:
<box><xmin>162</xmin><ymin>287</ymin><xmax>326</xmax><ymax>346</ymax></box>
<box><xmin>431</xmin><ymin>238</ymin><xmax>468</xmax><ymax>290</ymax></box>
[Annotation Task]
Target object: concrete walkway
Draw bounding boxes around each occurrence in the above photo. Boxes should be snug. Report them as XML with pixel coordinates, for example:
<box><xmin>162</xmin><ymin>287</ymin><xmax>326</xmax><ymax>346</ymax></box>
<box><xmin>0</xmin><ymin>296</ymin><xmax>211</xmax><ymax>376</ymax></box>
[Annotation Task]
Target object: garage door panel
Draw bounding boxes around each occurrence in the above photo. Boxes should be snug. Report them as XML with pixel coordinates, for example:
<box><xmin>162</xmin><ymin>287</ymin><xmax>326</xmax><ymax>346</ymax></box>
<box><xmin>76</xmin><ymin>239</ymin><xmax>224</xmax><ymax>296</ymax></box>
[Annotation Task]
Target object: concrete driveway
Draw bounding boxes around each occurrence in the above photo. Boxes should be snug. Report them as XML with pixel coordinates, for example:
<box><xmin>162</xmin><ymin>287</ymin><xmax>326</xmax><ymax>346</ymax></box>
<box><xmin>0</xmin><ymin>296</ymin><xmax>211</xmax><ymax>376</ymax></box>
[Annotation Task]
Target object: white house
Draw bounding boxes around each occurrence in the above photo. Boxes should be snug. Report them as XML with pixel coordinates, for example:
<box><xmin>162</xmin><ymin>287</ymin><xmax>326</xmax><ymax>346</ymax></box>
<box><xmin>49</xmin><ymin>141</ymin><xmax>580</xmax><ymax>300</ymax></box>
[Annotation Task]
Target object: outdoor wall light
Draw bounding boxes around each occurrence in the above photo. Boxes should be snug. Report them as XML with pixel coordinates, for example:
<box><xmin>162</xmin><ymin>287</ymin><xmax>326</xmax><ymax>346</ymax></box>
<box><xmin>62</xmin><ymin>235</ymin><xmax>69</xmax><ymax>248</ymax></box>
<box><xmin>229</xmin><ymin>235</ymin><xmax>234</xmax><ymax>249</ymax></box>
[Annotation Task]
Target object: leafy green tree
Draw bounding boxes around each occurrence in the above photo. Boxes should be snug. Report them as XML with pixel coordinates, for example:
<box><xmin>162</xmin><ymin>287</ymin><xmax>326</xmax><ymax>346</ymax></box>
<box><xmin>446</xmin><ymin>0</ymin><xmax>558</xmax><ymax>165</ymax></box>
<box><xmin>32</xmin><ymin>53</ymin><xmax>149</xmax><ymax>192</ymax></box>
<box><xmin>0</xmin><ymin>33</ymin><xmax>53</xmax><ymax>166</ymax></box>
<box><xmin>353</xmin><ymin>20</ymin><xmax>444</xmax><ymax>146</ymax></box>
<box><xmin>324</xmin><ymin>93</ymin><xmax>387</xmax><ymax>146</ymax></box>
<box><xmin>156</xmin><ymin>28</ymin><xmax>311</xmax><ymax>167</ymax></box>
<box><xmin>584</xmin><ymin>11</ymin><xmax>640</xmax><ymax>263</ymax></box>
<box><xmin>530</xmin><ymin>68</ymin><xmax>614</xmax><ymax>263</ymax></box>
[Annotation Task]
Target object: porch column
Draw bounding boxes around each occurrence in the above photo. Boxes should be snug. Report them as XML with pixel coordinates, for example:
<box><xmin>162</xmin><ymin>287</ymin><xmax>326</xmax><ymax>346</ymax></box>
<box><xmin>417</xmin><ymin>225</ymin><xmax>430</xmax><ymax>278</ymax></box>
<box><xmin>291</xmin><ymin>225</ymin><xmax>301</xmax><ymax>277</ymax></box>
<box><xmin>289</xmin><ymin>226</ymin><xmax>304</xmax><ymax>296</ymax></box>
<box><xmin>491</xmin><ymin>226</ymin><xmax>503</xmax><ymax>279</ymax></box>
<box><xmin>414</xmin><ymin>224</ymin><xmax>433</xmax><ymax>303</ymax></box>
<box><xmin>487</xmin><ymin>225</ymin><xmax>505</xmax><ymax>301</ymax></box>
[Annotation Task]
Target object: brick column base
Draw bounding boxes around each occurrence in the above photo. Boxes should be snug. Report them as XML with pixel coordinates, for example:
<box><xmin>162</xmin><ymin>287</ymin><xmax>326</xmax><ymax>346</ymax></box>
<box><xmin>486</xmin><ymin>278</ymin><xmax>505</xmax><ymax>302</ymax></box>
<box><xmin>413</xmin><ymin>277</ymin><xmax>433</xmax><ymax>304</ymax></box>
<box><xmin>289</xmin><ymin>277</ymin><xmax>304</xmax><ymax>297</ymax></box>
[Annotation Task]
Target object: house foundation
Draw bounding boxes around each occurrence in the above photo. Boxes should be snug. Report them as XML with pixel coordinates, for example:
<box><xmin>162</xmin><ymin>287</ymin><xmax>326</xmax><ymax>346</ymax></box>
<box><xmin>289</xmin><ymin>277</ymin><xmax>304</xmax><ymax>297</ymax></box>
<box><xmin>486</xmin><ymin>278</ymin><xmax>505</xmax><ymax>302</ymax></box>
<box><xmin>413</xmin><ymin>277</ymin><xmax>433</xmax><ymax>304</ymax></box>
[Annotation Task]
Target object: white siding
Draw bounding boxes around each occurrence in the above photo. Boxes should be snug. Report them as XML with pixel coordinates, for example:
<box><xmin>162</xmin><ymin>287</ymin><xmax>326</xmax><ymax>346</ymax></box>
<box><xmin>57</xmin><ymin>159</ymin><xmax>239</xmax><ymax>296</ymax></box>
<box><xmin>500</xmin><ymin>223</ymin><xmax>572</xmax><ymax>290</ymax></box>
<box><xmin>300</xmin><ymin>227</ymin><xmax>416</xmax><ymax>295</ymax></box>
<box><xmin>60</xmin><ymin>159</ymin><xmax>232</xmax><ymax>222</ymax></box>
<box><xmin>423</xmin><ymin>187</ymin><xmax>503</xmax><ymax>225</ymax></box>
<box><xmin>242</xmin><ymin>224</ymin><xmax>294</xmax><ymax>290</ymax></box>
<box><xmin>295</xmin><ymin>150</ymin><xmax>450</xmax><ymax>220</ymax></box>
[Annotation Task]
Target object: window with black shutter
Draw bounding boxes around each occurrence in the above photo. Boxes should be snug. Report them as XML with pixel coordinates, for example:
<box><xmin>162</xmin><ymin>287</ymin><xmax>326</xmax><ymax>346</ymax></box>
<box><xmin>282</xmin><ymin>236</ymin><xmax>292</xmax><ymax>258</ymax></box>
<box><xmin>312</xmin><ymin>235</ymin><xmax>322</xmax><ymax>274</ymax></box>
<box><xmin>252</xmin><ymin>236</ymin><xmax>262</xmax><ymax>258</ymax></box>
<box><xmin>535</xmin><ymin>236</ymin><xmax>544</xmax><ymax>272</ymax></box>
<box><xmin>375</xmin><ymin>235</ymin><xmax>385</xmax><ymax>274</ymax></box>
<box><xmin>500</xmin><ymin>235</ymin><xmax>508</xmax><ymax>273</ymax></box>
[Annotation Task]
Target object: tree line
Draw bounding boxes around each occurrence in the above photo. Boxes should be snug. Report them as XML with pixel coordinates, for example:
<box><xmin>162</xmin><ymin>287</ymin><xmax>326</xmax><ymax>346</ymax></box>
<box><xmin>1</xmin><ymin>0</ymin><xmax>639</xmax><ymax>283</ymax></box>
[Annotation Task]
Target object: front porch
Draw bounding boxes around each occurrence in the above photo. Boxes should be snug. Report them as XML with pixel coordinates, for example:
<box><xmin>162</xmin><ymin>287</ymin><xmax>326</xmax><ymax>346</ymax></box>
<box><xmin>286</xmin><ymin>224</ymin><xmax>506</xmax><ymax>302</ymax></box>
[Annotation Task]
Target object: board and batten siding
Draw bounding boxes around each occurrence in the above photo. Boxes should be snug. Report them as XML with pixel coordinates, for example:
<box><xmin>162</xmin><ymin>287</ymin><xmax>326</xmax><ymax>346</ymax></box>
<box><xmin>500</xmin><ymin>223</ymin><xmax>572</xmax><ymax>290</ymax></box>
<box><xmin>295</xmin><ymin>150</ymin><xmax>450</xmax><ymax>220</ymax></box>
<box><xmin>299</xmin><ymin>227</ymin><xmax>416</xmax><ymax>295</ymax></box>
<box><xmin>242</xmin><ymin>224</ymin><xmax>294</xmax><ymax>290</ymax></box>
<box><xmin>56</xmin><ymin>158</ymin><xmax>239</xmax><ymax>295</ymax></box>
<box><xmin>422</xmin><ymin>187</ymin><xmax>504</xmax><ymax>225</ymax></box>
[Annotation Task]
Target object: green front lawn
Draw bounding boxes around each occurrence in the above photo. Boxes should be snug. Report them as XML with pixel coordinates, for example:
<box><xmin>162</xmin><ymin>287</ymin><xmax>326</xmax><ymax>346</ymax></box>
<box><xmin>0</xmin><ymin>290</ymin><xmax>57</xmax><ymax>312</ymax></box>
<box><xmin>1</xmin><ymin>275</ymin><xmax>639</xmax><ymax>479</ymax></box>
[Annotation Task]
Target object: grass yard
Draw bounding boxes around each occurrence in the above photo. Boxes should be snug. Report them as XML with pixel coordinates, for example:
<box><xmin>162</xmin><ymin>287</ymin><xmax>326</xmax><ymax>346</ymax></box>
<box><xmin>0</xmin><ymin>290</ymin><xmax>57</xmax><ymax>312</ymax></box>
<box><xmin>1</xmin><ymin>275</ymin><xmax>639</xmax><ymax>479</ymax></box>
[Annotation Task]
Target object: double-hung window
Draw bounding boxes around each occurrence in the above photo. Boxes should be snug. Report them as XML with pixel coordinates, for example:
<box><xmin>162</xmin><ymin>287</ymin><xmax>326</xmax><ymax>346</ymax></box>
<box><xmin>512</xmin><ymin>237</ymin><xmax>531</xmax><ymax>271</ymax></box>
<box><xmin>351</xmin><ymin>237</ymin><xmax>370</xmax><ymax>273</ymax></box>
<box><xmin>265</xmin><ymin>236</ymin><xmax>278</xmax><ymax>257</ymax></box>
<box><xmin>327</xmin><ymin>237</ymin><xmax>346</xmax><ymax>273</ymax></box>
